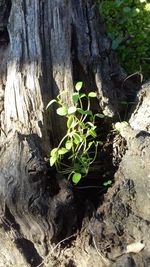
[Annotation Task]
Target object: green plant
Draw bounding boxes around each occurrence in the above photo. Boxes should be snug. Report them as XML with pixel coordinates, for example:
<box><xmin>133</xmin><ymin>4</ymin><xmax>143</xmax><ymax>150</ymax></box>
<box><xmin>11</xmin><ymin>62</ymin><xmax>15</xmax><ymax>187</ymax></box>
<box><xmin>46</xmin><ymin>82</ymin><xmax>104</xmax><ymax>184</ymax></box>
<box><xmin>99</xmin><ymin>0</ymin><xmax>150</xmax><ymax>79</ymax></box>
<box><xmin>103</xmin><ymin>180</ymin><xmax>112</xmax><ymax>187</ymax></box>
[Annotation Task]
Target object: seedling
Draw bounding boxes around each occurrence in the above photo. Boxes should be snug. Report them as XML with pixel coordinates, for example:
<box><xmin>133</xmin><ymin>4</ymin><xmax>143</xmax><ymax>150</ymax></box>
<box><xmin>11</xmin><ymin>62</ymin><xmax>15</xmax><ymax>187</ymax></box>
<box><xmin>46</xmin><ymin>82</ymin><xmax>105</xmax><ymax>184</ymax></box>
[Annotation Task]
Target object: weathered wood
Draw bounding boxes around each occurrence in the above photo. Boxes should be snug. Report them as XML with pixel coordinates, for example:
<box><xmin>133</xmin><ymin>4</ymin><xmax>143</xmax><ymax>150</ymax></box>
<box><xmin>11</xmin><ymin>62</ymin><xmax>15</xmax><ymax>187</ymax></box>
<box><xmin>129</xmin><ymin>80</ymin><xmax>150</xmax><ymax>132</ymax></box>
<box><xmin>88</xmin><ymin>81</ymin><xmax>150</xmax><ymax>267</ymax></box>
<box><xmin>0</xmin><ymin>0</ymin><xmax>143</xmax><ymax>266</ymax></box>
<box><xmin>1</xmin><ymin>0</ymin><xmax>125</xmax><ymax>141</ymax></box>
<box><xmin>0</xmin><ymin>0</ymin><xmax>124</xmax><ymax>265</ymax></box>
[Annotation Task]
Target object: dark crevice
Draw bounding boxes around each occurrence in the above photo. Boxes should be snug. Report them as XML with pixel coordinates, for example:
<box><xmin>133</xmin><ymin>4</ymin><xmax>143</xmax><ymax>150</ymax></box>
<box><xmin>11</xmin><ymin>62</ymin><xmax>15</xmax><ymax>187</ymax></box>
<box><xmin>4</xmin><ymin>205</ymin><xmax>20</xmax><ymax>232</ymax></box>
<box><xmin>0</xmin><ymin>0</ymin><xmax>11</xmax><ymax>25</ymax></box>
<box><xmin>0</xmin><ymin>0</ymin><xmax>12</xmax><ymax>47</ymax></box>
<box><xmin>71</xmin><ymin>21</ymin><xmax>118</xmax><ymax>230</ymax></box>
<box><xmin>15</xmin><ymin>238</ymin><xmax>43</xmax><ymax>267</ymax></box>
<box><xmin>0</xmin><ymin>27</ymin><xmax>9</xmax><ymax>46</ymax></box>
<box><xmin>21</xmin><ymin>0</ymin><xmax>29</xmax><ymax>59</ymax></box>
<box><xmin>85</xmin><ymin>3</ymin><xmax>92</xmax><ymax>58</ymax></box>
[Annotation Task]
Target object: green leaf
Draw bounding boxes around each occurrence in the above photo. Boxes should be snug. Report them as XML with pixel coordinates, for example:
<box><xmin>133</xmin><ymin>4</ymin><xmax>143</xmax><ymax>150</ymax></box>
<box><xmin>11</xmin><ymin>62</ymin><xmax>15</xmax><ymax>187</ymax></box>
<box><xmin>50</xmin><ymin>148</ymin><xmax>58</xmax><ymax>156</ymax></box>
<box><xmin>58</xmin><ymin>147</ymin><xmax>68</xmax><ymax>155</ymax></box>
<box><xmin>72</xmin><ymin>172</ymin><xmax>82</xmax><ymax>184</ymax></box>
<box><xmin>88</xmin><ymin>92</ymin><xmax>97</xmax><ymax>98</ymax></box>
<box><xmin>56</xmin><ymin>107</ymin><xmax>68</xmax><ymax>116</ymax></box>
<box><xmin>76</xmin><ymin>108</ymin><xmax>92</xmax><ymax>116</ymax></box>
<box><xmin>120</xmin><ymin>101</ymin><xmax>128</xmax><ymax>105</ymax></box>
<box><xmin>68</xmin><ymin>106</ymin><xmax>76</xmax><ymax>115</ymax></box>
<box><xmin>123</xmin><ymin>7</ymin><xmax>131</xmax><ymax>13</ymax></box>
<box><xmin>89</xmin><ymin>129</ymin><xmax>97</xmax><ymax>138</ymax></box>
<box><xmin>73</xmin><ymin>163</ymin><xmax>82</xmax><ymax>172</ymax></box>
<box><xmin>88</xmin><ymin>141</ymin><xmax>94</xmax><ymax>148</ymax></box>
<box><xmin>95</xmin><ymin>113</ymin><xmax>105</xmax><ymax>119</ymax></box>
<box><xmin>112</xmin><ymin>36</ymin><xmax>123</xmax><ymax>50</ymax></box>
<box><xmin>73</xmin><ymin>133</ymin><xmax>82</xmax><ymax>144</ymax></box>
<box><xmin>67</xmin><ymin>116</ymin><xmax>74</xmax><ymax>128</ymax></box>
<box><xmin>80</xmin><ymin>93</ymin><xmax>86</xmax><ymax>98</ymax></box>
<box><xmin>103</xmin><ymin>180</ymin><xmax>112</xmax><ymax>186</ymax></box>
<box><xmin>50</xmin><ymin>155</ymin><xmax>57</xmax><ymax>166</ymax></box>
<box><xmin>67</xmin><ymin>116</ymin><xmax>76</xmax><ymax>128</ymax></box>
<box><xmin>72</xmin><ymin>93</ymin><xmax>79</xmax><ymax>103</ymax></box>
<box><xmin>46</xmin><ymin>99</ymin><xmax>57</xmax><ymax>110</ymax></box>
<box><xmin>84</xmin><ymin>110</ymin><xmax>92</xmax><ymax>115</ymax></box>
<box><xmin>115</xmin><ymin>0</ymin><xmax>123</xmax><ymax>7</ymax></box>
<box><xmin>97</xmin><ymin>141</ymin><xmax>103</xmax><ymax>146</ymax></box>
<box><xmin>75</xmin><ymin>82</ymin><xmax>83</xmax><ymax>91</ymax></box>
<box><xmin>81</xmin><ymin>167</ymin><xmax>88</xmax><ymax>174</ymax></box>
<box><xmin>80</xmin><ymin>157</ymin><xmax>89</xmax><ymax>164</ymax></box>
<box><xmin>77</xmin><ymin>108</ymin><xmax>85</xmax><ymax>115</ymax></box>
<box><xmin>86</xmin><ymin>122</ymin><xmax>95</xmax><ymax>128</ymax></box>
<box><xmin>65</xmin><ymin>140</ymin><xmax>72</xmax><ymax>150</ymax></box>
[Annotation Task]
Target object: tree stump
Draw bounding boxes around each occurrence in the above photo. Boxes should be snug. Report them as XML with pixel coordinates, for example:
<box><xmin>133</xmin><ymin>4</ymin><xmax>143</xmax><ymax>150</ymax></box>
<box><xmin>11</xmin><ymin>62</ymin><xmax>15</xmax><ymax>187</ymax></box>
<box><xmin>0</xmin><ymin>0</ymin><xmax>149</xmax><ymax>266</ymax></box>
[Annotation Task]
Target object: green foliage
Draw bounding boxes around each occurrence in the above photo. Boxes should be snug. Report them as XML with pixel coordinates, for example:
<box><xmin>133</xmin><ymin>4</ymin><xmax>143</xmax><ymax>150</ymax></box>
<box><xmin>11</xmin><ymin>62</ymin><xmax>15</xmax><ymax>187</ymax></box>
<box><xmin>46</xmin><ymin>82</ymin><xmax>104</xmax><ymax>184</ymax></box>
<box><xmin>99</xmin><ymin>0</ymin><xmax>150</xmax><ymax>79</ymax></box>
<box><xmin>103</xmin><ymin>180</ymin><xmax>112</xmax><ymax>187</ymax></box>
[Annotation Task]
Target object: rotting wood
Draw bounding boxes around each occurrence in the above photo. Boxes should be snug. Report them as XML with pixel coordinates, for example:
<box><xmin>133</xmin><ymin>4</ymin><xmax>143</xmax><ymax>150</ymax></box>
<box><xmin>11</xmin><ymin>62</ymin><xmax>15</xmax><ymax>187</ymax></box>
<box><xmin>0</xmin><ymin>0</ymin><xmax>142</xmax><ymax>266</ymax></box>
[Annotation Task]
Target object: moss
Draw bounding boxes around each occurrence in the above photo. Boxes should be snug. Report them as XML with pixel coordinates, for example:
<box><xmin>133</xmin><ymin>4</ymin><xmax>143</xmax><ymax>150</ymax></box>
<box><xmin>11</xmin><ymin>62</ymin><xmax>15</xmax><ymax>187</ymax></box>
<box><xmin>99</xmin><ymin>0</ymin><xmax>150</xmax><ymax>79</ymax></box>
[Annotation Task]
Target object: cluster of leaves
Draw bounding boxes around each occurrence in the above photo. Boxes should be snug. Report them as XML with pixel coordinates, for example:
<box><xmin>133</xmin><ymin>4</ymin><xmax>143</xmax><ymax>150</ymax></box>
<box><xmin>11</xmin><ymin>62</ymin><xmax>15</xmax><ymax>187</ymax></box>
<box><xmin>46</xmin><ymin>82</ymin><xmax>105</xmax><ymax>184</ymax></box>
<box><xmin>99</xmin><ymin>0</ymin><xmax>150</xmax><ymax>79</ymax></box>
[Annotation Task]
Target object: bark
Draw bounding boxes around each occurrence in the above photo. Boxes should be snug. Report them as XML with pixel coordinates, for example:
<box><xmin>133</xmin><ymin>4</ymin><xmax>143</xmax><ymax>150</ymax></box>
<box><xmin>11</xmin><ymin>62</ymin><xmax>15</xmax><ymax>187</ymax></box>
<box><xmin>89</xmin><ymin>81</ymin><xmax>150</xmax><ymax>267</ymax></box>
<box><xmin>0</xmin><ymin>0</ymin><xmax>148</xmax><ymax>266</ymax></box>
<box><xmin>0</xmin><ymin>0</ymin><xmax>125</xmax><ymax>265</ymax></box>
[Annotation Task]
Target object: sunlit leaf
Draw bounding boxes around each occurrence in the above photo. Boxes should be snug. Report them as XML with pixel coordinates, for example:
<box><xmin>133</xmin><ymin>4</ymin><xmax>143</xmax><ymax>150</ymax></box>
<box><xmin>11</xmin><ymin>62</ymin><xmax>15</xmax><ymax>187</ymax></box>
<box><xmin>56</xmin><ymin>107</ymin><xmax>68</xmax><ymax>116</ymax></box>
<box><xmin>86</xmin><ymin>122</ymin><xmax>95</xmax><ymax>128</ymax></box>
<box><xmin>72</xmin><ymin>173</ymin><xmax>82</xmax><ymax>184</ymax></box>
<box><xmin>103</xmin><ymin>180</ymin><xmax>112</xmax><ymax>186</ymax></box>
<box><xmin>73</xmin><ymin>133</ymin><xmax>82</xmax><ymax>144</ymax></box>
<box><xmin>89</xmin><ymin>129</ymin><xmax>97</xmax><ymax>138</ymax></box>
<box><xmin>50</xmin><ymin>155</ymin><xmax>57</xmax><ymax>166</ymax></box>
<box><xmin>58</xmin><ymin>147</ymin><xmax>68</xmax><ymax>155</ymax></box>
<box><xmin>67</xmin><ymin>116</ymin><xmax>74</xmax><ymax>128</ymax></box>
<box><xmin>145</xmin><ymin>3</ymin><xmax>150</xmax><ymax>11</ymax></box>
<box><xmin>50</xmin><ymin>148</ymin><xmax>58</xmax><ymax>156</ymax></box>
<box><xmin>75</xmin><ymin>81</ymin><xmax>83</xmax><ymax>91</ymax></box>
<box><xmin>80</xmin><ymin>93</ymin><xmax>86</xmax><ymax>98</ymax></box>
<box><xmin>65</xmin><ymin>140</ymin><xmax>72</xmax><ymax>150</ymax></box>
<box><xmin>68</xmin><ymin>106</ymin><xmax>76</xmax><ymax>115</ymax></box>
<box><xmin>88</xmin><ymin>92</ymin><xmax>97</xmax><ymax>98</ymax></box>
<box><xmin>67</xmin><ymin>116</ymin><xmax>77</xmax><ymax>128</ymax></box>
<box><xmin>88</xmin><ymin>141</ymin><xmax>94</xmax><ymax>148</ymax></box>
